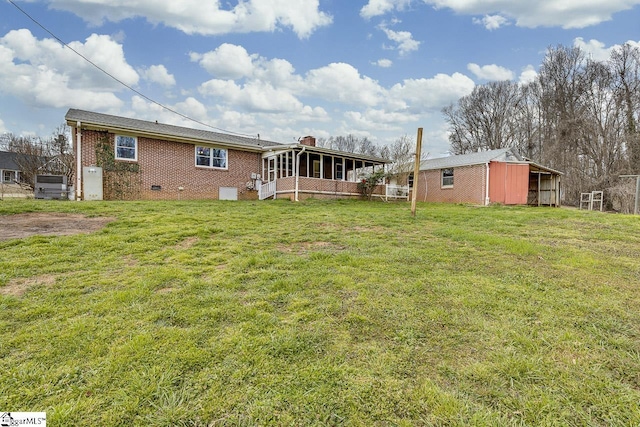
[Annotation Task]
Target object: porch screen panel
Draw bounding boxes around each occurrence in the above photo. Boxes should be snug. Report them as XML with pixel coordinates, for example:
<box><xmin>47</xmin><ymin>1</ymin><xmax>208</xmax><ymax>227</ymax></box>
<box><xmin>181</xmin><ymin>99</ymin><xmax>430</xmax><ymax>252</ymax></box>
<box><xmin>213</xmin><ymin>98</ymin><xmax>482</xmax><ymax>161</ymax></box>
<box><xmin>323</xmin><ymin>156</ymin><xmax>332</xmax><ymax>179</ymax></box>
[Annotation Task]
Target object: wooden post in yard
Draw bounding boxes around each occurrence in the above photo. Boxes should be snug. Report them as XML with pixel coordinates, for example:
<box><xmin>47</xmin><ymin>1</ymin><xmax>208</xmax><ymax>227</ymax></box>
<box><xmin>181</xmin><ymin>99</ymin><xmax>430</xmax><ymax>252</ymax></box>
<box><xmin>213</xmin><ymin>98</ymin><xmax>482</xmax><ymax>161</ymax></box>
<box><xmin>411</xmin><ymin>128</ymin><xmax>423</xmax><ymax>217</ymax></box>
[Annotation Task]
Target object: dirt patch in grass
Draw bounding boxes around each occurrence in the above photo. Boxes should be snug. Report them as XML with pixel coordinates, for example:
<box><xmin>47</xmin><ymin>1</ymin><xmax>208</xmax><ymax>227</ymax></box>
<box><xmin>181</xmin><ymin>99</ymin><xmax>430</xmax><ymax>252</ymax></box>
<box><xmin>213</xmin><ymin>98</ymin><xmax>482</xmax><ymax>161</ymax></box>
<box><xmin>175</xmin><ymin>236</ymin><xmax>199</xmax><ymax>250</ymax></box>
<box><xmin>0</xmin><ymin>212</ymin><xmax>115</xmax><ymax>241</ymax></box>
<box><xmin>1</xmin><ymin>274</ymin><xmax>57</xmax><ymax>297</ymax></box>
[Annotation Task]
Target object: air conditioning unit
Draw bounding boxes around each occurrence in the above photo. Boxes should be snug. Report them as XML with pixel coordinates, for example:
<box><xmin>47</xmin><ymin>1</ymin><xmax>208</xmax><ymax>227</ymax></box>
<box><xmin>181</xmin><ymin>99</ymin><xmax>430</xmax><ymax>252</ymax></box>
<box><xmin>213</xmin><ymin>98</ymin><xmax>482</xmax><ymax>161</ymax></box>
<box><xmin>35</xmin><ymin>175</ymin><xmax>68</xmax><ymax>200</ymax></box>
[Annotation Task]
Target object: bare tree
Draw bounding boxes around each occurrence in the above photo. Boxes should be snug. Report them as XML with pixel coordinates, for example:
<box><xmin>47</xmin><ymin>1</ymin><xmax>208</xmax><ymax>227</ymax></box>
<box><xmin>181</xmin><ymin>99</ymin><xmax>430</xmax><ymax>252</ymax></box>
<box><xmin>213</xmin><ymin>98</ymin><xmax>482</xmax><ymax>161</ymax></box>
<box><xmin>443</xmin><ymin>80</ymin><xmax>523</xmax><ymax>154</ymax></box>
<box><xmin>610</xmin><ymin>43</ymin><xmax>640</xmax><ymax>173</ymax></box>
<box><xmin>4</xmin><ymin>123</ymin><xmax>74</xmax><ymax>189</ymax></box>
<box><xmin>5</xmin><ymin>134</ymin><xmax>47</xmax><ymax>188</ymax></box>
<box><xmin>318</xmin><ymin>134</ymin><xmax>381</xmax><ymax>156</ymax></box>
<box><xmin>379</xmin><ymin>134</ymin><xmax>415</xmax><ymax>185</ymax></box>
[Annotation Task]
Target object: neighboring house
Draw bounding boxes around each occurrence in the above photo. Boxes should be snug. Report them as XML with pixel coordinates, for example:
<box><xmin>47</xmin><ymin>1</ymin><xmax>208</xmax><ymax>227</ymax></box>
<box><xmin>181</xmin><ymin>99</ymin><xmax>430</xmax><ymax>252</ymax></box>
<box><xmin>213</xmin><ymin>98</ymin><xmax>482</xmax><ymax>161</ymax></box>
<box><xmin>0</xmin><ymin>151</ymin><xmax>22</xmax><ymax>184</ymax></box>
<box><xmin>65</xmin><ymin>109</ymin><xmax>389</xmax><ymax>201</ymax></box>
<box><xmin>413</xmin><ymin>148</ymin><xmax>562</xmax><ymax>206</ymax></box>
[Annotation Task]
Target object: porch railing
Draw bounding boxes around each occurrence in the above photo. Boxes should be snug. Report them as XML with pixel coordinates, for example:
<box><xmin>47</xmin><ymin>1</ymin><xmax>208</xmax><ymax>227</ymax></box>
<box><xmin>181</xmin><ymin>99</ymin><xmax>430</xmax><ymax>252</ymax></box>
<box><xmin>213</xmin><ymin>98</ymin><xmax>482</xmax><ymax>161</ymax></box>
<box><xmin>385</xmin><ymin>184</ymin><xmax>410</xmax><ymax>201</ymax></box>
<box><xmin>259</xmin><ymin>180</ymin><xmax>276</xmax><ymax>200</ymax></box>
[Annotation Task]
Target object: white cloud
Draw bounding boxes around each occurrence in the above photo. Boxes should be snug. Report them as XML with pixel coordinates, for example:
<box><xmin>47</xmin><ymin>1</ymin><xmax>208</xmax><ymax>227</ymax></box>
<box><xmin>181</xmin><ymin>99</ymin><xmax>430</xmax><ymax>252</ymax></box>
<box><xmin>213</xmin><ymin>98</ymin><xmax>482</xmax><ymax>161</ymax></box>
<box><xmin>472</xmin><ymin>14</ymin><xmax>509</xmax><ymax>30</ymax></box>
<box><xmin>574</xmin><ymin>37</ymin><xmax>640</xmax><ymax>62</ymax></box>
<box><xmin>302</xmin><ymin>63</ymin><xmax>384</xmax><ymax>107</ymax></box>
<box><xmin>345</xmin><ymin>108</ymin><xmax>420</xmax><ymax>131</ymax></box>
<box><xmin>253</xmin><ymin>58</ymin><xmax>302</xmax><ymax>89</ymax></box>
<box><xmin>135</xmin><ymin>43</ymin><xmax>475</xmax><ymax>152</ymax></box>
<box><xmin>0</xmin><ymin>29</ymin><xmax>130</xmax><ymax>110</ymax></box>
<box><xmin>389</xmin><ymin>73</ymin><xmax>476</xmax><ymax>112</ymax></box>
<box><xmin>380</xmin><ymin>26</ymin><xmax>420</xmax><ymax>55</ymax></box>
<box><xmin>47</xmin><ymin>0</ymin><xmax>332</xmax><ymax>39</ymax></box>
<box><xmin>518</xmin><ymin>65</ymin><xmax>538</xmax><ymax>85</ymax></box>
<box><xmin>217</xmin><ymin>110</ymin><xmax>259</xmax><ymax>132</ymax></box>
<box><xmin>375</xmin><ymin>59</ymin><xmax>393</xmax><ymax>68</ymax></box>
<box><xmin>174</xmin><ymin>97</ymin><xmax>209</xmax><ymax>122</ymax></box>
<box><xmin>190</xmin><ymin>44</ymin><xmax>256</xmax><ymax>79</ymax></box>
<box><xmin>199</xmin><ymin>79</ymin><xmax>304</xmax><ymax>113</ymax></box>
<box><xmin>574</xmin><ymin>37</ymin><xmax>611</xmax><ymax>61</ymax></box>
<box><xmin>467</xmin><ymin>63</ymin><xmax>514</xmax><ymax>81</ymax></box>
<box><xmin>141</xmin><ymin>65</ymin><xmax>176</xmax><ymax>87</ymax></box>
<box><xmin>0</xmin><ymin>116</ymin><xmax>6</xmax><ymax>133</ymax></box>
<box><xmin>361</xmin><ymin>0</ymin><xmax>640</xmax><ymax>29</ymax></box>
<box><xmin>361</xmin><ymin>0</ymin><xmax>412</xmax><ymax>19</ymax></box>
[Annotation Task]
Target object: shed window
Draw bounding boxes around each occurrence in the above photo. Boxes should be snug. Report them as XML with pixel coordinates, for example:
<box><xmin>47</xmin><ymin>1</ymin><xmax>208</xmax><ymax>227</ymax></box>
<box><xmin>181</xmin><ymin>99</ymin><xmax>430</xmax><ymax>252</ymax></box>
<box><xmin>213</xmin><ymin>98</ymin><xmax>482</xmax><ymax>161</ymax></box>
<box><xmin>442</xmin><ymin>168</ymin><xmax>454</xmax><ymax>187</ymax></box>
<box><xmin>115</xmin><ymin>135</ymin><xmax>137</xmax><ymax>161</ymax></box>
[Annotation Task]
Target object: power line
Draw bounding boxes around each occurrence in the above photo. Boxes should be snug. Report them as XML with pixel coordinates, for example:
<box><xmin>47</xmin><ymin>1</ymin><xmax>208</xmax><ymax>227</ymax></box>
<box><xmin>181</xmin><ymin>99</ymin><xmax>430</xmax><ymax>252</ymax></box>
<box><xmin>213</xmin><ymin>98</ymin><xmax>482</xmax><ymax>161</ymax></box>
<box><xmin>6</xmin><ymin>0</ymin><xmax>257</xmax><ymax>138</ymax></box>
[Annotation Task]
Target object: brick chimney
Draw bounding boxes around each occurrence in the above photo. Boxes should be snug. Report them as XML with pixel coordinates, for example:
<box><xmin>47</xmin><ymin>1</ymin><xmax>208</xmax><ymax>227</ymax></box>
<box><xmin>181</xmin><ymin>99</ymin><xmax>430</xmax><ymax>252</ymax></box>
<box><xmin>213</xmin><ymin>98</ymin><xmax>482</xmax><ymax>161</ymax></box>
<box><xmin>299</xmin><ymin>136</ymin><xmax>316</xmax><ymax>147</ymax></box>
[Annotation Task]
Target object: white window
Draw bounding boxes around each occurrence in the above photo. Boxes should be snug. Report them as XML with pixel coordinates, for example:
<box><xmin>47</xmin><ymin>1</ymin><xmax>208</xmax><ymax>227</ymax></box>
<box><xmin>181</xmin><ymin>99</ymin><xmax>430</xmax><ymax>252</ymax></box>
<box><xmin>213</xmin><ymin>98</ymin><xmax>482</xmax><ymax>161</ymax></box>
<box><xmin>115</xmin><ymin>135</ymin><xmax>137</xmax><ymax>161</ymax></box>
<box><xmin>196</xmin><ymin>146</ymin><xmax>228</xmax><ymax>169</ymax></box>
<box><xmin>441</xmin><ymin>168</ymin><xmax>454</xmax><ymax>187</ymax></box>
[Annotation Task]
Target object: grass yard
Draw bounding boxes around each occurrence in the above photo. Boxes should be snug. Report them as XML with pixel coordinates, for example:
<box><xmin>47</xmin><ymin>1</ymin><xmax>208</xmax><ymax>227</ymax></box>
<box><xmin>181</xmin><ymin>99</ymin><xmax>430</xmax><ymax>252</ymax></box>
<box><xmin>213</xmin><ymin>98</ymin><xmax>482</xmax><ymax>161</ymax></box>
<box><xmin>1</xmin><ymin>199</ymin><xmax>639</xmax><ymax>426</ymax></box>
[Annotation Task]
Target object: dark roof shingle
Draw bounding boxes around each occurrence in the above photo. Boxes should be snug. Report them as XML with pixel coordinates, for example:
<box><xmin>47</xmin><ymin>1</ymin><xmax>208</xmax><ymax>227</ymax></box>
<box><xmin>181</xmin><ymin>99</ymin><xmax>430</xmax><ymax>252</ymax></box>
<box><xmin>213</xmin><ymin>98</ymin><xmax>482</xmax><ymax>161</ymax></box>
<box><xmin>65</xmin><ymin>109</ymin><xmax>283</xmax><ymax>150</ymax></box>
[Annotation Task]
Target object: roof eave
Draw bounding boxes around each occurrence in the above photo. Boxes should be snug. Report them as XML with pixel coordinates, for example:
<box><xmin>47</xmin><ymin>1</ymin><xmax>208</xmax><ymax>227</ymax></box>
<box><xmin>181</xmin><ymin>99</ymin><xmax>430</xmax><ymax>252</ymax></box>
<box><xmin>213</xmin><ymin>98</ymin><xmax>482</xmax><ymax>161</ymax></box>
<box><xmin>66</xmin><ymin>118</ymin><xmax>267</xmax><ymax>153</ymax></box>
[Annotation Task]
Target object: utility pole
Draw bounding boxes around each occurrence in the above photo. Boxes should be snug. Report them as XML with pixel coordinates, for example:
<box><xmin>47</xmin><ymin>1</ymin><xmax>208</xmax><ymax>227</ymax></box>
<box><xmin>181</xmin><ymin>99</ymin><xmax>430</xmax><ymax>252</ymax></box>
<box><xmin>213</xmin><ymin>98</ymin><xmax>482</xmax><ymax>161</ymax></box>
<box><xmin>620</xmin><ymin>175</ymin><xmax>640</xmax><ymax>215</ymax></box>
<box><xmin>411</xmin><ymin>128</ymin><xmax>423</xmax><ymax>217</ymax></box>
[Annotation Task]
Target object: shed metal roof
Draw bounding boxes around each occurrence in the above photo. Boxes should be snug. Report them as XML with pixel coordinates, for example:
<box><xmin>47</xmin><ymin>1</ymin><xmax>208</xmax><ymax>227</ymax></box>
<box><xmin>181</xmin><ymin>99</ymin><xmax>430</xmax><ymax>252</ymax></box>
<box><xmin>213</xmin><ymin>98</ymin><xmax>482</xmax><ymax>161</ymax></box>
<box><xmin>419</xmin><ymin>148</ymin><xmax>522</xmax><ymax>170</ymax></box>
<box><xmin>419</xmin><ymin>147</ymin><xmax>562</xmax><ymax>175</ymax></box>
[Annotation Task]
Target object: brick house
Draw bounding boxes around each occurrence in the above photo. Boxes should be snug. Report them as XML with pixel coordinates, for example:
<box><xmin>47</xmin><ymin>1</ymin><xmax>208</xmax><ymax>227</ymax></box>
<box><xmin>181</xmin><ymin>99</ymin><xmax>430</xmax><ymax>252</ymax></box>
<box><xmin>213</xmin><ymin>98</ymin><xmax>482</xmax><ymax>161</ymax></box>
<box><xmin>65</xmin><ymin>109</ymin><xmax>389</xmax><ymax>201</ymax></box>
<box><xmin>413</xmin><ymin>148</ymin><xmax>562</xmax><ymax>206</ymax></box>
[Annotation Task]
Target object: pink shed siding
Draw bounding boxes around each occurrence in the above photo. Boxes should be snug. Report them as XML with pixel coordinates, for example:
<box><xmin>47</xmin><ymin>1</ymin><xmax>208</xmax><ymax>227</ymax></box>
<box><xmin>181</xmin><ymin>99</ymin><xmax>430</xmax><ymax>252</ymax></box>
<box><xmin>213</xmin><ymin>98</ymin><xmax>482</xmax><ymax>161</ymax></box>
<box><xmin>76</xmin><ymin>129</ymin><xmax>261</xmax><ymax>200</ymax></box>
<box><xmin>488</xmin><ymin>161</ymin><xmax>529</xmax><ymax>205</ymax></box>
<box><xmin>415</xmin><ymin>164</ymin><xmax>486</xmax><ymax>204</ymax></box>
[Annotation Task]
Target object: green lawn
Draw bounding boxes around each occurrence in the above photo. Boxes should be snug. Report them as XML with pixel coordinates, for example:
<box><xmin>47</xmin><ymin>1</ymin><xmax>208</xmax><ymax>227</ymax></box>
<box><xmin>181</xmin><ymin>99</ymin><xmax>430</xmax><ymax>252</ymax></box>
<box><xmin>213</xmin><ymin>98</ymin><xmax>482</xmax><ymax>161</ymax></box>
<box><xmin>1</xmin><ymin>199</ymin><xmax>639</xmax><ymax>426</ymax></box>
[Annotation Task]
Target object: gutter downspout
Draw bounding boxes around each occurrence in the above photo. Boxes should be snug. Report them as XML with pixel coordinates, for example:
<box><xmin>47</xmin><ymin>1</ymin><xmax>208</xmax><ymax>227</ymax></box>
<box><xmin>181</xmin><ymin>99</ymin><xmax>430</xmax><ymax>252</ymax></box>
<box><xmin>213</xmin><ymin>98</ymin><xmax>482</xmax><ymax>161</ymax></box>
<box><xmin>485</xmin><ymin>162</ymin><xmax>490</xmax><ymax>206</ymax></box>
<box><xmin>76</xmin><ymin>121</ymin><xmax>82</xmax><ymax>201</ymax></box>
<box><xmin>295</xmin><ymin>146</ymin><xmax>307</xmax><ymax>202</ymax></box>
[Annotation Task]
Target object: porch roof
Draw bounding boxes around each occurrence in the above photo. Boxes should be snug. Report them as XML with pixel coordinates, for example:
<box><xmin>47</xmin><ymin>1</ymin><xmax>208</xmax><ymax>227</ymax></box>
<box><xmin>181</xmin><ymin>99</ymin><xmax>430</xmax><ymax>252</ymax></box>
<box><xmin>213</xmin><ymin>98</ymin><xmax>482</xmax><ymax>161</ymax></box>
<box><xmin>264</xmin><ymin>144</ymin><xmax>390</xmax><ymax>164</ymax></box>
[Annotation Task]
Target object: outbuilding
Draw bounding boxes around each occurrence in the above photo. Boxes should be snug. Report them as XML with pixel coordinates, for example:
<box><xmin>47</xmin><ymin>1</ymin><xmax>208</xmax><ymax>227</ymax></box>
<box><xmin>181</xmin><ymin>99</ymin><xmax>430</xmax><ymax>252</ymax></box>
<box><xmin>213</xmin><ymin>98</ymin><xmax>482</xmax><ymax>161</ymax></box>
<box><xmin>413</xmin><ymin>148</ymin><xmax>562</xmax><ymax>206</ymax></box>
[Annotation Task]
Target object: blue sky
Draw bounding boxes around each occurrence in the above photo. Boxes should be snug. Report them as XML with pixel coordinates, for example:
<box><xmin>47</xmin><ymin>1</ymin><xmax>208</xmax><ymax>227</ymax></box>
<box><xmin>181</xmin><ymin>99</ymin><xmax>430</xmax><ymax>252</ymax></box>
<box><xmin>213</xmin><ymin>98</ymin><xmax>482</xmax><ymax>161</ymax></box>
<box><xmin>1</xmin><ymin>0</ymin><xmax>639</xmax><ymax>157</ymax></box>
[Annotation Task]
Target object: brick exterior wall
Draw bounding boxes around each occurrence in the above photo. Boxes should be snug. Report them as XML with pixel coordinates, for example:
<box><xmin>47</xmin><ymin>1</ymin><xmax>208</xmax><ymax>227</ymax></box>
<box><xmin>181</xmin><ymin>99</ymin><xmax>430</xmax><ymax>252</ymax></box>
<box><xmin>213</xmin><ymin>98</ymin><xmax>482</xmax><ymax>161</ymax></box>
<box><xmin>76</xmin><ymin>129</ymin><xmax>261</xmax><ymax>200</ymax></box>
<box><xmin>415</xmin><ymin>164</ymin><xmax>487</xmax><ymax>204</ymax></box>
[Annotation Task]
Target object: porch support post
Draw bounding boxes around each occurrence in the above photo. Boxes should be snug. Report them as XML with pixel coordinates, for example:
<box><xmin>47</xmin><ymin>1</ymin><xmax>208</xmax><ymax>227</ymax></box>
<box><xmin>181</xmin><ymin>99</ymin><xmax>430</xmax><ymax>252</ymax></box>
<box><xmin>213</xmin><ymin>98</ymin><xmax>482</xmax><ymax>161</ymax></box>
<box><xmin>411</xmin><ymin>127</ymin><xmax>423</xmax><ymax>217</ymax></box>
<box><xmin>538</xmin><ymin>173</ymin><xmax>541</xmax><ymax>207</ymax></box>
<box><xmin>295</xmin><ymin>147</ymin><xmax>306</xmax><ymax>202</ymax></box>
<box><xmin>75</xmin><ymin>121</ymin><xmax>82</xmax><ymax>200</ymax></box>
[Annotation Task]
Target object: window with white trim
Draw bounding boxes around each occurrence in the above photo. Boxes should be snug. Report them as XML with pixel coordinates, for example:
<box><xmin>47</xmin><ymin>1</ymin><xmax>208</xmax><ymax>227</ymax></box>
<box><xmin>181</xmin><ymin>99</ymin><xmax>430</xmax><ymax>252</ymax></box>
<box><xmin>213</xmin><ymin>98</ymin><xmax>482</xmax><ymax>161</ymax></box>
<box><xmin>115</xmin><ymin>135</ymin><xmax>137</xmax><ymax>161</ymax></box>
<box><xmin>3</xmin><ymin>170</ymin><xmax>14</xmax><ymax>183</ymax></box>
<box><xmin>195</xmin><ymin>146</ymin><xmax>228</xmax><ymax>169</ymax></box>
<box><xmin>441</xmin><ymin>168</ymin><xmax>454</xmax><ymax>187</ymax></box>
